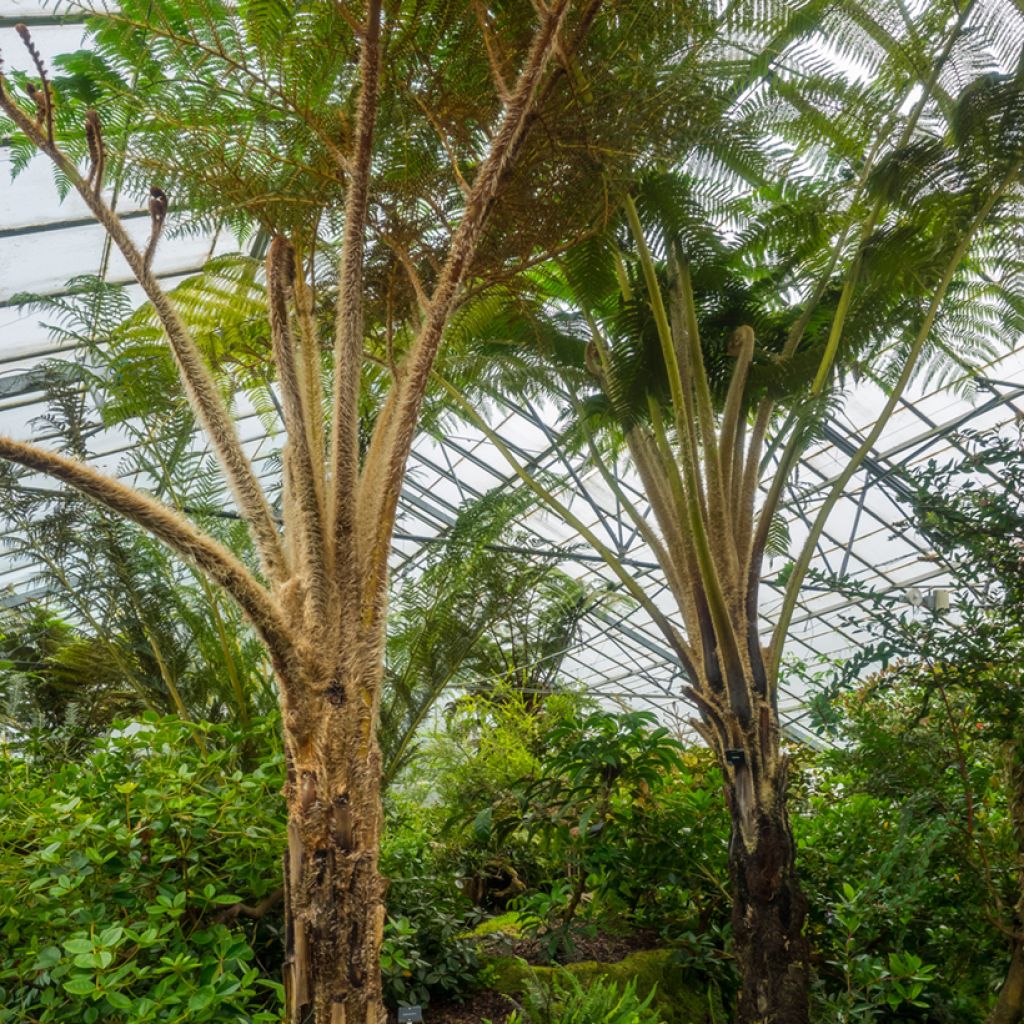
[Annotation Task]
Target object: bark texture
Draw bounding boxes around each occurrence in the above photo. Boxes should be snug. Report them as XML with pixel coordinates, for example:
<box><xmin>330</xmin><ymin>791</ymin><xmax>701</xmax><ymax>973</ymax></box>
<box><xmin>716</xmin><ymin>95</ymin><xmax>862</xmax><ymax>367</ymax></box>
<box><xmin>990</xmin><ymin>943</ymin><xmax>1024</xmax><ymax>1024</ymax></box>
<box><xmin>990</xmin><ymin>744</ymin><xmax>1024</xmax><ymax>1024</ymax></box>
<box><xmin>282</xmin><ymin>666</ymin><xmax>388</xmax><ymax>1024</ymax></box>
<box><xmin>726</xmin><ymin>760</ymin><xmax>810</xmax><ymax>1024</ymax></box>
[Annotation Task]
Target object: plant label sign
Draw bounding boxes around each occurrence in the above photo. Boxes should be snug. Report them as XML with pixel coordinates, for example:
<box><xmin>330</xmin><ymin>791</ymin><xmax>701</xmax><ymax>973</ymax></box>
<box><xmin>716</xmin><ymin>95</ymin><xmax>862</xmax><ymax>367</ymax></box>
<box><xmin>397</xmin><ymin>1009</ymin><xmax>424</xmax><ymax>1023</ymax></box>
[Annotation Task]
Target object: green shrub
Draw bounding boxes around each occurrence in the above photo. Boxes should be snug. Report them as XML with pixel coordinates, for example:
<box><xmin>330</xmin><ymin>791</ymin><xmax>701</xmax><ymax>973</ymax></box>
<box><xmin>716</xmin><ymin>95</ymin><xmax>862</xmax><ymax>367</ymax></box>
<box><xmin>380</xmin><ymin>801</ymin><xmax>483</xmax><ymax>1008</ymax></box>
<box><xmin>495</xmin><ymin>709</ymin><xmax>730</xmax><ymax>962</ymax></box>
<box><xmin>0</xmin><ymin>715</ymin><xmax>285</xmax><ymax>1023</ymax></box>
<box><xmin>410</xmin><ymin>686</ymin><xmax>594</xmax><ymax>905</ymax></box>
<box><xmin>380</xmin><ymin>912</ymin><xmax>481</xmax><ymax>1010</ymax></box>
<box><xmin>793</xmin><ymin>708</ymin><xmax>1005</xmax><ymax>1021</ymax></box>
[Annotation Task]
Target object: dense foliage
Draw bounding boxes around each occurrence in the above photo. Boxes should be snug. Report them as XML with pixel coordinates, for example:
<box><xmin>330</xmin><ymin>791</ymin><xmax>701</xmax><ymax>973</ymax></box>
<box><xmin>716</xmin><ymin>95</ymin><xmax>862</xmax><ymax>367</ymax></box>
<box><xmin>6</xmin><ymin>651</ymin><xmax>1024</xmax><ymax>1022</ymax></box>
<box><xmin>797</xmin><ymin>425</ymin><xmax>1024</xmax><ymax>1021</ymax></box>
<box><xmin>0</xmin><ymin>717</ymin><xmax>285</xmax><ymax>1024</ymax></box>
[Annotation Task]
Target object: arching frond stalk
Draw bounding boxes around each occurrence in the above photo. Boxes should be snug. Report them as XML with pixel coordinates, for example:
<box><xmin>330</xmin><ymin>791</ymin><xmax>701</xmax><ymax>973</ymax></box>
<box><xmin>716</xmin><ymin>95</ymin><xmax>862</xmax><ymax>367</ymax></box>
<box><xmin>0</xmin><ymin>435</ymin><xmax>296</xmax><ymax>679</ymax></box>
<box><xmin>267</xmin><ymin>237</ymin><xmax>329</xmax><ymax>620</ymax></box>
<box><xmin>358</xmin><ymin>0</ymin><xmax>579</xmax><ymax>625</ymax></box>
<box><xmin>770</xmin><ymin>160</ymin><xmax>1024</xmax><ymax>678</ymax></box>
<box><xmin>330</xmin><ymin>0</ymin><xmax>384</xmax><ymax>620</ymax></box>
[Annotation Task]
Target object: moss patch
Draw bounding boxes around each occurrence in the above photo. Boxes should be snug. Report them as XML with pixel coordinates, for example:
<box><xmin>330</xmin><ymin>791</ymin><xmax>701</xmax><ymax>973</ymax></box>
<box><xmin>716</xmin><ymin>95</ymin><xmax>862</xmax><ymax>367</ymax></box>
<box><xmin>470</xmin><ymin>911</ymin><xmax>526</xmax><ymax>940</ymax></box>
<box><xmin>486</xmin><ymin>948</ymin><xmax>721</xmax><ymax>1024</ymax></box>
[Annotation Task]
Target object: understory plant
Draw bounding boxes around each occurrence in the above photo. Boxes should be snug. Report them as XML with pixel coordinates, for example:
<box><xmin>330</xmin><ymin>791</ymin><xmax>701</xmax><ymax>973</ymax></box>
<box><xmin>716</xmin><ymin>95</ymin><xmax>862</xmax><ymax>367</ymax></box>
<box><xmin>800</xmin><ymin>426</ymin><xmax>1024</xmax><ymax>1022</ymax></box>
<box><xmin>0</xmin><ymin>716</ymin><xmax>285</xmax><ymax>1023</ymax></box>
<box><xmin>505</xmin><ymin>709</ymin><xmax>723</xmax><ymax>961</ymax></box>
<box><xmin>819</xmin><ymin>883</ymin><xmax>936</xmax><ymax>1022</ymax></box>
<box><xmin>378</xmin><ymin>805</ymin><xmax>484</xmax><ymax>1010</ymax></box>
<box><xmin>409</xmin><ymin>698</ymin><xmax>732</xmax><ymax>979</ymax></box>
<box><xmin>505</xmin><ymin>972</ymin><xmax>665</xmax><ymax>1024</ymax></box>
<box><xmin>407</xmin><ymin>686</ymin><xmax>595</xmax><ymax>904</ymax></box>
<box><xmin>796</xmin><ymin>699</ymin><xmax>994</xmax><ymax>1021</ymax></box>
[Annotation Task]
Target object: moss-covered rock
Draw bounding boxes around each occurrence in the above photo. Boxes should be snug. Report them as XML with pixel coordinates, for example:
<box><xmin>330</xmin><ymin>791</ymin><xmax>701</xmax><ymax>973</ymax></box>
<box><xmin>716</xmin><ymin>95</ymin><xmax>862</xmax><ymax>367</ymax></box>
<box><xmin>485</xmin><ymin>948</ymin><xmax>721</xmax><ymax>1024</ymax></box>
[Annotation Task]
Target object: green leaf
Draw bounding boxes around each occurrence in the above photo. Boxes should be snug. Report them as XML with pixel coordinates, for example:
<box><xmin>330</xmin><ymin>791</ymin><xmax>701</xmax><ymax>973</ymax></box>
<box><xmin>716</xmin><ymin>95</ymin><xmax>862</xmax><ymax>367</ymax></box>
<box><xmin>32</xmin><ymin>946</ymin><xmax>62</xmax><ymax>969</ymax></box>
<box><xmin>98</xmin><ymin>925</ymin><xmax>124</xmax><ymax>947</ymax></box>
<box><xmin>187</xmin><ymin>987</ymin><xmax>215</xmax><ymax>1012</ymax></box>
<box><xmin>63</xmin><ymin>976</ymin><xmax>97</xmax><ymax>996</ymax></box>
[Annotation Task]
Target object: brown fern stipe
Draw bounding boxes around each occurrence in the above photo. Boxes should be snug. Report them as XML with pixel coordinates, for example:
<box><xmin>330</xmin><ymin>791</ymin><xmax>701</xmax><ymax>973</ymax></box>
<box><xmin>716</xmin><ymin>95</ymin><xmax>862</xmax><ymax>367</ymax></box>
<box><xmin>85</xmin><ymin>110</ymin><xmax>105</xmax><ymax>196</ymax></box>
<box><xmin>15</xmin><ymin>24</ymin><xmax>53</xmax><ymax>145</ymax></box>
<box><xmin>266</xmin><ymin>235</ymin><xmax>328</xmax><ymax>620</ymax></box>
<box><xmin>145</xmin><ymin>186</ymin><xmax>168</xmax><ymax>271</ymax></box>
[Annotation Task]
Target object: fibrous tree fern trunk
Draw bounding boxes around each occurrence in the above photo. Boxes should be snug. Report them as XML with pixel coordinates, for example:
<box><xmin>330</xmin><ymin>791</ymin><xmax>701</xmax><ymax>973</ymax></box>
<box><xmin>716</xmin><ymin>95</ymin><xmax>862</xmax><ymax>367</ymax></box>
<box><xmin>721</xmin><ymin>703</ymin><xmax>809</xmax><ymax>1023</ymax></box>
<box><xmin>611</xmin><ymin>203</ymin><xmax>812</xmax><ymax>1021</ymax></box>
<box><xmin>0</xmin><ymin>3</ymin><xmax>595</xmax><ymax>1021</ymax></box>
<box><xmin>280</xmin><ymin>649</ymin><xmax>389</xmax><ymax>1023</ymax></box>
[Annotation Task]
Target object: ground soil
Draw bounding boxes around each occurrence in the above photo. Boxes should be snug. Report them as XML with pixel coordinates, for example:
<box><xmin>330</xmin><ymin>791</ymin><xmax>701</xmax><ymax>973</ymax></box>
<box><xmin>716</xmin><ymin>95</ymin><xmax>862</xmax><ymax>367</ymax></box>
<box><xmin>504</xmin><ymin>926</ymin><xmax>657</xmax><ymax>965</ymax></box>
<box><xmin>426</xmin><ymin>988</ymin><xmax>518</xmax><ymax>1024</ymax></box>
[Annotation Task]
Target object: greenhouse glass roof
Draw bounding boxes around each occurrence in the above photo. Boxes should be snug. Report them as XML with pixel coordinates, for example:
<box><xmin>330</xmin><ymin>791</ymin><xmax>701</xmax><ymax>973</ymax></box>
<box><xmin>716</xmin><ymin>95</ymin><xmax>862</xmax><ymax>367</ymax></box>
<box><xmin>3</xmin><ymin>1</ymin><xmax>1023</xmax><ymax>745</ymax></box>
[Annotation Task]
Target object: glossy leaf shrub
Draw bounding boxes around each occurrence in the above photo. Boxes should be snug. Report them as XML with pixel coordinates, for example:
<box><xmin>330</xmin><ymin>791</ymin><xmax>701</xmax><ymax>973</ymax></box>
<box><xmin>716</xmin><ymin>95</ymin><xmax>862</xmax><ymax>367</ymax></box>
<box><xmin>379</xmin><ymin>810</ymin><xmax>483</xmax><ymax>1010</ymax></box>
<box><xmin>0</xmin><ymin>716</ymin><xmax>285</xmax><ymax>1023</ymax></box>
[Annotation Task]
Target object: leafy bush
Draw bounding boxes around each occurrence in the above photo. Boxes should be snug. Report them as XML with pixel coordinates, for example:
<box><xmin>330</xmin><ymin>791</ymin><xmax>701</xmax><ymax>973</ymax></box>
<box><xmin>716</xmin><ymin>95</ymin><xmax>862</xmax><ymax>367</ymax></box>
<box><xmin>813</xmin><ymin>882</ymin><xmax>936</xmax><ymax>1021</ymax></box>
<box><xmin>499</xmin><ymin>709</ymin><xmax>730</xmax><ymax>959</ymax></box>
<box><xmin>380</xmin><ymin>799</ymin><xmax>483</xmax><ymax>1009</ymax></box>
<box><xmin>504</xmin><ymin>971</ymin><xmax>666</xmax><ymax>1024</ymax></box>
<box><xmin>794</xmin><ymin>721</ymin><xmax>1000</xmax><ymax>1021</ymax></box>
<box><xmin>400</xmin><ymin>687</ymin><xmax>595</xmax><ymax>905</ymax></box>
<box><xmin>0</xmin><ymin>715</ymin><xmax>285</xmax><ymax>1023</ymax></box>
<box><xmin>403</xmin><ymin>698</ymin><xmax>732</xmax><ymax>989</ymax></box>
<box><xmin>798</xmin><ymin>429</ymin><xmax>1024</xmax><ymax>1020</ymax></box>
<box><xmin>380</xmin><ymin>913</ymin><xmax>481</xmax><ymax>1010</ymax></box>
